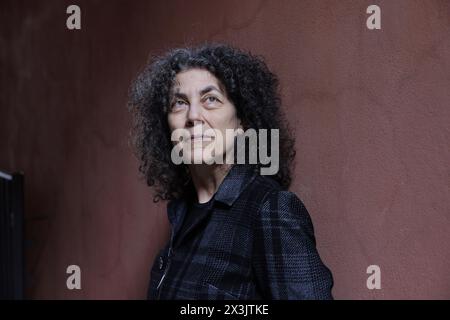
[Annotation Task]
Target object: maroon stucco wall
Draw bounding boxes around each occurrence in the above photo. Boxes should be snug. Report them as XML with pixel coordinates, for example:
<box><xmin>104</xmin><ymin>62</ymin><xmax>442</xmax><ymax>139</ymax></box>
<box><xmin>1</xmin><ymin>0</ymin><xmax>449</xmax><ymax>299</ymax></box>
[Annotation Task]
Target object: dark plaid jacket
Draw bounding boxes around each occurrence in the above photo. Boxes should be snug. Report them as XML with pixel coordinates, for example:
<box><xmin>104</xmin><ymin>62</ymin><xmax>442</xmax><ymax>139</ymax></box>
<box><xmin>147</xmin><ymin>164</ymin><xmax>334</xmax><ymax>300</ymax></box>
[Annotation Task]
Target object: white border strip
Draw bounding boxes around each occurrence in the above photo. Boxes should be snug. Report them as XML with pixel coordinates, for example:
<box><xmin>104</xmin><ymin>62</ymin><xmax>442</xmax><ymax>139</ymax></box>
<box><xmin>0</xmin><ymin>170</ymin><xmax>13</xmax><ymax>180</ymax></box>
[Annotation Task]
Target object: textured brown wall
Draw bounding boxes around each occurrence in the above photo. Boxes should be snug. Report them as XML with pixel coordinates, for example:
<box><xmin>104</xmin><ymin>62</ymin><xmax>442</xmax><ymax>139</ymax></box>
<box><xmin>1</xmin><ymin>0</ymin><xmax>449</xmax><ymax>299</ymax></box>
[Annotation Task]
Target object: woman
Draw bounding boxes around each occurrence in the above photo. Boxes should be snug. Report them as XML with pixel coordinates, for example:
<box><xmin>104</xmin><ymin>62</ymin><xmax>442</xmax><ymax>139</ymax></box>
<box><xmin>128</xmin><ymin>43</ymin><xmax>334</xmax><ymax>300</ymax></box>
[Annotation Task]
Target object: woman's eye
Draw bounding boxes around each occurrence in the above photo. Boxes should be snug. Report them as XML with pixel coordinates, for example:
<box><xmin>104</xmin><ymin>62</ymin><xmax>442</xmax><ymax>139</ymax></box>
<box><xmin>205</xmin><ymin>96</ymin><xmax>219</xmax><ymax>104</ymax></box>
<box><xmin>171</xmin><ymin>100</ymin><xmax>187</xmax><ymax>111</ymax></box>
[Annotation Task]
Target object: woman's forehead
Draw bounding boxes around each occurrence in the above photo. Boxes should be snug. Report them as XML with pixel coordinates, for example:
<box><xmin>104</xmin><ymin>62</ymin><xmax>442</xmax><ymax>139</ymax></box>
<box><xmin>172</xmin><ymin>69</ymin><xmax>224</xmax><ymax>93</ymax></box>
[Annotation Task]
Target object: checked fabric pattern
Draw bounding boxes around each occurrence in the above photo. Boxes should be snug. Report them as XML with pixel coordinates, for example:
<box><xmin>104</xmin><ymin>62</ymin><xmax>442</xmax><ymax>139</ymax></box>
<box><xmin>148</xmin><ymin>164</ymin><xmax>334</xmax><ymax>300</ymax></box>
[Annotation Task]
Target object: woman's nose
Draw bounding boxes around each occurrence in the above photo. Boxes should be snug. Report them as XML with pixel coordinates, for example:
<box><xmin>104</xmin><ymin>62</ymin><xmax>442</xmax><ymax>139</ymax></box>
<box><xmin>186</xmin><ymin>102</ymin><xmax>203</xmax><ymax>127</ymax></box>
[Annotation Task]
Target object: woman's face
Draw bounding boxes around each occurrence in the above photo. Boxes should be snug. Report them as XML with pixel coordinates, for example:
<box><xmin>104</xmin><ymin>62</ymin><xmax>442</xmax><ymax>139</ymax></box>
<box><xmin>167</xmin><ymin>68</ymin><xmax>242</xmax><ymax>164</ymax></box>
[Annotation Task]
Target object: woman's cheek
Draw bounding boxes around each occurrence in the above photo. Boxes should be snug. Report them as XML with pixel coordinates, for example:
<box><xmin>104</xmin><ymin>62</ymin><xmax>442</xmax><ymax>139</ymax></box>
<box><xmin>168</xmin><ymin>114</ymin><xmax>183</xmax><ymax>131</ymax></box>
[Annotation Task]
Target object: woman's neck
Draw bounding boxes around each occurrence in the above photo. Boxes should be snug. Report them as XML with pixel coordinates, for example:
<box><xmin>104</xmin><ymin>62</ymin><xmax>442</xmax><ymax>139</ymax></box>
<box><xmin>188</xmin><ymin>163</ymin><xmax>233</xmax><ymax>203</ymax></box>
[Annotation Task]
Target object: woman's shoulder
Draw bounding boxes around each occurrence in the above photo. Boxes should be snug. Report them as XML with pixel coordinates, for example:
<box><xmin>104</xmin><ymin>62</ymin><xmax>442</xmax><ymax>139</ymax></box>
<box><xmin>251</xmin><ymin>173</ymin><xmax>283</xmax><ymax>193</ymax></box>
<box><xmin>248</xmin><ymin>175</ymin><xmax>308</xmax><ymax>211</ymax></box>
<box><xmin>251</xmin><ymin>174</ymin><xmax>304</xmax><ymax>203</ymax></box>
<box><xmin>250</xmin><ymin>175</ymin><xmax>312</xmax><ymax>222</ymax></box>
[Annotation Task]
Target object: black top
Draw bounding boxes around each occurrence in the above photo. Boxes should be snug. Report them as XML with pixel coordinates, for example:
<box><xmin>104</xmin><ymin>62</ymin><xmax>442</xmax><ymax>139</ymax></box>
<box><xmin>174</xmin><ymin>196</ymin><xmax>214</xmax><ymax>248</ymax></box>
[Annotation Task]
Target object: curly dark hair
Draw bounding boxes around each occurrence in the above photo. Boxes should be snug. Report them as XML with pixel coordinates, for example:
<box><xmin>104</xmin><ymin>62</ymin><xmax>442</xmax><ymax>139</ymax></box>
<box><xmin>128</xmin><ymin>43</ymin><xmax>296</xmax><ymax>202</ymax></box>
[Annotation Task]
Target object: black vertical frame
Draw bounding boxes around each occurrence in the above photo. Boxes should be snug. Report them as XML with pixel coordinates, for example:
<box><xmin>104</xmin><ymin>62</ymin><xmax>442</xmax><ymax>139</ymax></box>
<box><xmin>0</xmin><ymin>172</ymin><xmax>24</xmax><ymax>300</ymax></box>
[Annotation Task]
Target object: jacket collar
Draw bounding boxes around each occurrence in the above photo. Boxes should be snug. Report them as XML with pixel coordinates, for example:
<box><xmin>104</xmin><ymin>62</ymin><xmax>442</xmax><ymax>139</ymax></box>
<box><xmin>167</xmin><ymin>164</ymin><xmax>259</xmax><ymax>230</ymax></box>
<box><xmin>214</xmin><ymin>163</ymin><xmax>259</xmax><ymax>206</ymax></box>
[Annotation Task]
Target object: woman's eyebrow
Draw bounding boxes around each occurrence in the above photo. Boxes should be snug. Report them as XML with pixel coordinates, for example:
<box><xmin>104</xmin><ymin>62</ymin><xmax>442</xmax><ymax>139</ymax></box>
<box><xmin>172</xmin><ymin>91</ymin><xmax>188</xmax><ymax>100</ymax></box>
<box><xmin>199</xmin><ymin>85</ymin><xmax>222</xmax><ymax>96</ymax></box>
